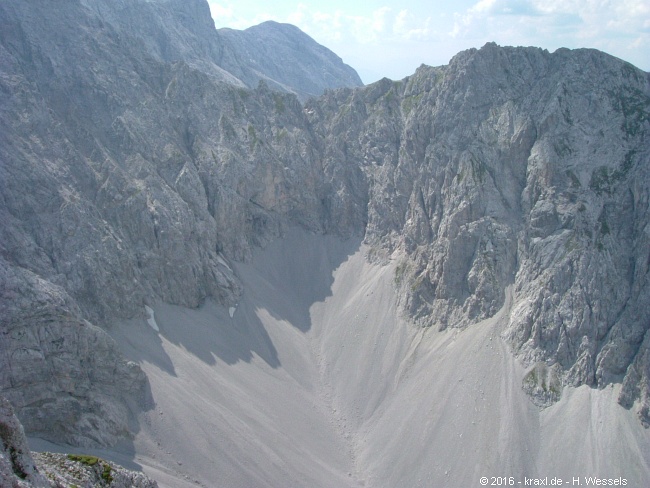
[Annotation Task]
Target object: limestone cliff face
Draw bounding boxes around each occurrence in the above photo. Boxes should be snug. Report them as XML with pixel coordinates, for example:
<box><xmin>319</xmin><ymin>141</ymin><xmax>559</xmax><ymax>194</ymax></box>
<box><xmin>0</xmin><ymin>0</ymin><xmax>367</xmax><ymax>325</ymax></box>
<box><xmin>308</xmin><ymin>45</ymin><xmax>650</xmax><ymax>420</ymax></box>
<box><xmin>0</xmin><ymin>0</ymin><xmax>364</xmax><ymax>446</ymax></box>
<box><xmin>0</xmin><ymin>259</ymin><xmax>147</xmax><ymax>447</ymax></box>
<box><xmin>1</xmin><ymin>0</ymin><xmax>649</xmax><ymax>446</ymax></box>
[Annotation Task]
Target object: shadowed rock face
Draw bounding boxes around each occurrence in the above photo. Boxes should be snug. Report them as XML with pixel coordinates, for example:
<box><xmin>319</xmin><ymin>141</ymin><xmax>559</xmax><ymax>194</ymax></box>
<box><xmin>1</xmin><ymin>395</ymin><xmax>159</xmax><ymax>487</ymax></box>
<box><xmin>1</xmin><ymin>396</ymin><xmax>50</xmax><ymax>487</ymax></box>
<box><xmin>0</xmin><ymin>260</ymin><xmax>148</xmax><ymax>447</ymax></box>
<box><xmin>1</xmin><ymin>0</ymin><xmax>649</xmax><ymax>448</ymax></box>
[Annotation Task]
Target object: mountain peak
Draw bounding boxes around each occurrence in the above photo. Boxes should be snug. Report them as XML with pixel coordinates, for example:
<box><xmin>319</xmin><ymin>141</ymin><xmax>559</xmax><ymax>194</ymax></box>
<box><xmin>218</xmin><ymin>20</ymin><xmax>363</xmax><ymax>100</ymax></box>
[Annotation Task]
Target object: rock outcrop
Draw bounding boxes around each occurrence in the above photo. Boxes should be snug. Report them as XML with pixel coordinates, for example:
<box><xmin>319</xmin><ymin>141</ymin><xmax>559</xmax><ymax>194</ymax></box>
<box><xmin>306</xmin><ymin>45</ymin><xmax>650</xmax><ymax>422</ymax></box>
<box><xmin>1</xmin><ymin>0</ymin><xmax>649</xmax><ymax>448</ymax></box>
<box><xmin>0</xmin><ymin>259</ymin><xmax>148</xmax><ymax>447</ymax></box>
<box><xmin>33</xmin><ymin>452</ymin><xmax>158</xmax><ymax>488</ymax></box>
<box><xmin>1</xmin><ymin>395</ymin><xmax>158</xmax><ymax>487</ymax></box>
<box><xmin>1</xmin><ymin>396</ymin><xmax>50</xmax><ymax>487</ymax></box>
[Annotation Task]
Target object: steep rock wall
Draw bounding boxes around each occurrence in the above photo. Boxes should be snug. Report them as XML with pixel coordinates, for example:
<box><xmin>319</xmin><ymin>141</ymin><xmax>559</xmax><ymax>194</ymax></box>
<box><xmin>307</xmin><ymin>44</ymin><xmax>650</xmax><ymax>421</ymax></box>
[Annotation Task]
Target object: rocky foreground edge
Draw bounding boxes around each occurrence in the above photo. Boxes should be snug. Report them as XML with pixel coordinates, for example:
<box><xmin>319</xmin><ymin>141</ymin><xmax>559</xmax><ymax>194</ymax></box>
<box><xmin>1</xmin><ymin>395</ymin><xmax>158</xmax><ymax>488</ymax></box>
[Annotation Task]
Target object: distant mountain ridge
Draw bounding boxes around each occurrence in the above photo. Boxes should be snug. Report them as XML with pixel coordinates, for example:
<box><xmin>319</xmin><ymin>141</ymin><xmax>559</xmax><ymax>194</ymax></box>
<box><xmin>0</xmin><ymin>0</ymin><xmax>649</xmax><ymax>482</ymax></box>
<box><xmin>46</xmin><ymin>0</ymin><xmax>362</xmax><ymax>100</ymax></box>
<box><xmin>217</xmin><ymin>21</ymin><xmax>364</xmax><ymax>100</ymax></box>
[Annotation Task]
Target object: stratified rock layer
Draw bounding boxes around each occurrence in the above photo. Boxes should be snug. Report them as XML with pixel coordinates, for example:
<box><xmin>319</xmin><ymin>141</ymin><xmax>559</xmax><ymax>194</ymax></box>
<box><xmin>0</xmin><ymin>260</ymin><xmax>147</xmax><ymax>447</ymax></box>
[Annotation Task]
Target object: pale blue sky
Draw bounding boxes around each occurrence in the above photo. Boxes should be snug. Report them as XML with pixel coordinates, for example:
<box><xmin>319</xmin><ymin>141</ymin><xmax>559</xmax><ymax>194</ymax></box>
<box><xmin>208</xmin><ymin>0</ymin><xmax>650</xmax><ymax>83</ymax></box>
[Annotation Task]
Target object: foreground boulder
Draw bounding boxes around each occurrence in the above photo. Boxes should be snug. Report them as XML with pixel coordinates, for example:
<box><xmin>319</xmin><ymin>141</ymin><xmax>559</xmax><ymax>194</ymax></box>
<box><xmin>0</xmin><ymin>396</ymin><xmax>49</xmax><ymax>487</ymax></box>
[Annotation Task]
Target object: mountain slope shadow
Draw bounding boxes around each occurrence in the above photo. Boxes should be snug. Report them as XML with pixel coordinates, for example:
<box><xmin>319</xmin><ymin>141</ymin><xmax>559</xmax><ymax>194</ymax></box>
<box><xmin>234</xmin><ymin>227</ymin><xmax>363</xmax><ymax>334</ymax></box>
<box><xmin>112</xmin><ymin>227</ymin><xmax>361</xmax><ymax>371</ymax></box>
<box><xmin>111</xmin><ymin>296</ymin><xmax>281</xmax><ymax>371</ymax></box>
<box><xmin>155</xmin><ymin>299</ymin><xmax>281</xmax><ymax>368</ymax></box>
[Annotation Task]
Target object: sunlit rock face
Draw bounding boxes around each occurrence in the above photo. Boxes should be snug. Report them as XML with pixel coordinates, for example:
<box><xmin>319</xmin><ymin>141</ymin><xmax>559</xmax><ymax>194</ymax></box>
<box><xmin>308</xmin><ymin>45</ymin><xmax>650</xmax><ymax>422</ymax></box>
<box><xmin>1</xmin><ymin>0</ymin><xmax>648</xmax><ymax>450</ymax></box>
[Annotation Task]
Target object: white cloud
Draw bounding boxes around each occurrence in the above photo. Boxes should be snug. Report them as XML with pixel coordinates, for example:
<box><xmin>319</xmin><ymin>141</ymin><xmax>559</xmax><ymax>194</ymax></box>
<box><xmin>207</xmin><ymin>0</ymin><xmax>649</xmax><ymax>82</ymax></box>
<box><xmin>207</xmin><ymin>1</ymin><xmax>274</xmax><ymax>30</ymax></box>
<box><xmin>207</xmin><ymin>2</ymin><xmax>235</xmax><ymax>24</ymax></box>
<box><xmin>291</xmin><ymin>6</ymin><xmax>392</xmax><ymax>45</ymax></box>
<box><xmin>242</xmin><ymin>5</ymin><xmax>434</xmax><ymax>46</ymax></box>
<box><xmin>450</xmin><ymin>0</ymin><xmax>650</xmax><ymax>69</ymax></box>
<box><xmin>469</xmin><ymin>0</ymin><xmax>541</xmax><ymax>16</ymax></box>
<box><xmin>373</xmin><ymin>6</ymin><xmax>391</xmax><ymax>32</ymax></box>
<box><xmin>457</xmin><ymin>0</ymin><xmax>650</xmax><ymax>38</ymax></box>
<box><xmin>286</xmin><ymin>3</ymin><xmax>306</xmax><ymax>25</ymax></box>
<box><xmin>393</xmin><ymin>10</ymin><xmax>432</xmax><ymax>40</ymax></box>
